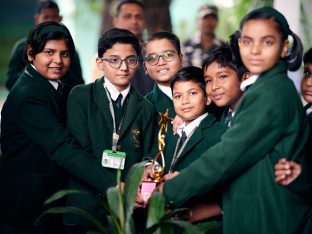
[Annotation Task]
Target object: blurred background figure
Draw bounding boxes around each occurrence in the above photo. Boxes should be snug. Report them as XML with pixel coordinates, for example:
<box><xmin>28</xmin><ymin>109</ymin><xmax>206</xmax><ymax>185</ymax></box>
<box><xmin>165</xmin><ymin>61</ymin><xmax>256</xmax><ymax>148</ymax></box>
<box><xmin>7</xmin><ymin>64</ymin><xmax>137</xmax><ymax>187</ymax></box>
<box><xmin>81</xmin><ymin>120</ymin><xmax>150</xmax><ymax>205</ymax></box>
<box><xmin>5</xmin><ymin>0</ymin><xmax>84</xmax><ymax>91</ymax></box>
<box><xmin>182</xmin><ymin>4</ymin><xmax>225</xmax><ymax>68</ymax></box>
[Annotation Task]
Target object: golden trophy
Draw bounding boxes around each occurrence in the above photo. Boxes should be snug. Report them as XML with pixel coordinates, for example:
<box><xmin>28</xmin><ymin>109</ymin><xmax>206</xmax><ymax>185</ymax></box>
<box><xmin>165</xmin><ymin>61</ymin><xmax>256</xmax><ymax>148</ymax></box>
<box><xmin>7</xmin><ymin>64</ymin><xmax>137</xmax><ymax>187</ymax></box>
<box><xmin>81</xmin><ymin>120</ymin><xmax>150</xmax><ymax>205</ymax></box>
<box><xmin>140</xmin><ymin>109</ymin><xmax>173</xmax><ymax>203</ymax></box>
<box><xmin>151</xmin><ymin>109</ymin><xmax>173</xmax><ymax>183</ymax></box>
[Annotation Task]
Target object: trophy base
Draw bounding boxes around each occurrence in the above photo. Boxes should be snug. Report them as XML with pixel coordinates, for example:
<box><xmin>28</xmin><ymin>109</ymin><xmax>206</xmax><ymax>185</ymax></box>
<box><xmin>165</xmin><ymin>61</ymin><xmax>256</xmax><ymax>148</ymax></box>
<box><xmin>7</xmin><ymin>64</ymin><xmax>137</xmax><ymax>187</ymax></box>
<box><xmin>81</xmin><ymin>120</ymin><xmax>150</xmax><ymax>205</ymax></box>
<box><xmin>141</xmin><ymin>181</ymin><xmax>157</xmax><ymax>203</ymax></box>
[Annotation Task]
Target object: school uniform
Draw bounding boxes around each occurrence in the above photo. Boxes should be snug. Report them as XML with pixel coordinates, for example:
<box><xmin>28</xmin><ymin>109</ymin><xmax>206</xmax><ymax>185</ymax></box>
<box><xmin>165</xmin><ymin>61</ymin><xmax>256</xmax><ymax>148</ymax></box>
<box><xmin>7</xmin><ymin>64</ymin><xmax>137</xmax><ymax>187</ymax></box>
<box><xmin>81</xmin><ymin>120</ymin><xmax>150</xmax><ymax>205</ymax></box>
<box><xmin>145</xmin><ymin>84</ymin><xmax>178</xmax><ymax>173</ymax></box>
<box><xmin>0</xmin><ymin>65</ymin><xmax>116</xmax><ymax>231</ymax></box>
<box><xmin>5</xmin><ymin>38</ymin><xmax>84</xmax><ymax>90</ymax></box>
<box><xmin>163</xmin><ymin>61</ymin><xmax>311</xmax><ymax>234</ymax></box>
<box><xmin>170</xmin><ymin>113</ymin><xmax>227</xmax><ymax>173</ymax></box>
<box><xmin>63</xmin><ymin>77</ymin><xmax>155</xmax><ymax>227</ymax></box>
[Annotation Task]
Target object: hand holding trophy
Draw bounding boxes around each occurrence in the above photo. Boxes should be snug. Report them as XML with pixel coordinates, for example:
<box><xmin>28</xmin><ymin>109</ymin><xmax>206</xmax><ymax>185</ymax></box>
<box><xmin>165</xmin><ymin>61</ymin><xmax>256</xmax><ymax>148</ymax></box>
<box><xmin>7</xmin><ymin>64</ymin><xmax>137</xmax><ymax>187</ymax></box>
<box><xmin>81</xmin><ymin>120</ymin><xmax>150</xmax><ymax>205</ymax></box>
<box><xmin>140</xmin><ymin>109</ymin><xmax>173</xmax><ymax>203</ymax></box>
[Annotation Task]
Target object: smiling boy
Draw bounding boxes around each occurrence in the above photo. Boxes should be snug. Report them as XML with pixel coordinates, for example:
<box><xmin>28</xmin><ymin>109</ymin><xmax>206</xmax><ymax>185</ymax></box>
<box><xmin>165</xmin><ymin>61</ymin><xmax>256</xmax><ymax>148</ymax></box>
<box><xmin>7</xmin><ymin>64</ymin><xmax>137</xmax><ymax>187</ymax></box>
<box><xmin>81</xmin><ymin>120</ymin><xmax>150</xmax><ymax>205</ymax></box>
<box><xmin>64</xmin><ymin>28</ymin><xmax>155</xmax><ymax>233</ymax></box>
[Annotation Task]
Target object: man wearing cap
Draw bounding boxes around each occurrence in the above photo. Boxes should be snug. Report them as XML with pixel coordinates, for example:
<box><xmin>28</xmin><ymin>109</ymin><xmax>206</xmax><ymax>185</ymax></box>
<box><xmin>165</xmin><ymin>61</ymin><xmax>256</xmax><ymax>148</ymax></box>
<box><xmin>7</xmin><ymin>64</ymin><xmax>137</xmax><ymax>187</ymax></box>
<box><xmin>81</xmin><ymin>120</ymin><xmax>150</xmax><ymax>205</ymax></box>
<box><xmin>182</xmin><ymin>4</ymin><xmax>225</xmax><ymax>68</ymax></box>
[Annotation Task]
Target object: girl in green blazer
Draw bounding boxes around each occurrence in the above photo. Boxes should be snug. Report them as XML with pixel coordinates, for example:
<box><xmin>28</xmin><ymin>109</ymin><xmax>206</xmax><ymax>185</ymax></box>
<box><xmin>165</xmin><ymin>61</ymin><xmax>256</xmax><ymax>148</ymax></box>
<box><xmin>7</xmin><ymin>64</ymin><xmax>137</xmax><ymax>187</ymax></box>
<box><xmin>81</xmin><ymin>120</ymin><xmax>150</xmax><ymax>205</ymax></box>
<box><xmin>0</xmin><ymin>22</ymin><xmax>116</xmax><ymax>234</ymax></box>
<box><xmin>161</xmin><ymin>7</ymin><xmax>310</xmax><ymax>234</ymax></box>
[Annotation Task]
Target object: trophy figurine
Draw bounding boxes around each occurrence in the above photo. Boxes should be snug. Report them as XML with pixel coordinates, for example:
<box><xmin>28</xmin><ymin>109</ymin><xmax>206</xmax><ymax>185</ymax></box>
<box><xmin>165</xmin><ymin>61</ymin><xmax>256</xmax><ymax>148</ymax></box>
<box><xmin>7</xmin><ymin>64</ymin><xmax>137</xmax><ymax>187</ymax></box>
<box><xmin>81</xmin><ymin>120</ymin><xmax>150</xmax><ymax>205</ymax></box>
<box><xmin>141</xmin><ymin>109</ymin><xmax>173</xmax><ymax>202</ymax></box>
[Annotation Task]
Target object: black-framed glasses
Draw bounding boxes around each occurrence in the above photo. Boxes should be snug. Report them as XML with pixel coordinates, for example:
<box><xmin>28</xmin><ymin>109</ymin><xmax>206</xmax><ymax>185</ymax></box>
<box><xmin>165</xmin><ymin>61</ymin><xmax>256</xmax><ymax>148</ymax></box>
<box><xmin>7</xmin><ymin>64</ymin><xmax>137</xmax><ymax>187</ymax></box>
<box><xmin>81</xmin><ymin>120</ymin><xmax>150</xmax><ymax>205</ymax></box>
<box><xmin>101</xmin><ymin>55</ymin><xmax>138</xmax><ymax>69</ymax></box>
<box><xmin>145</xmin><ymin>51</ymin><xmax>177</xmax><ymax>66</ymax></box>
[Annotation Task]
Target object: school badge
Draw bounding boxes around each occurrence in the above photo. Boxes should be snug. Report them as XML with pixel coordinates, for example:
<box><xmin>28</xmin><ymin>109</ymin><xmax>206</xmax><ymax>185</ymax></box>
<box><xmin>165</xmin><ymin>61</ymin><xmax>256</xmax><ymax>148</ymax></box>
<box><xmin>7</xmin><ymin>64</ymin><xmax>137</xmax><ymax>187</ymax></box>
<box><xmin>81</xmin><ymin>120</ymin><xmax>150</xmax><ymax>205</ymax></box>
<box><xmin>131</xmin><ymin>129</ymin><xmax>141</xmax><ymax>148</ymax></box>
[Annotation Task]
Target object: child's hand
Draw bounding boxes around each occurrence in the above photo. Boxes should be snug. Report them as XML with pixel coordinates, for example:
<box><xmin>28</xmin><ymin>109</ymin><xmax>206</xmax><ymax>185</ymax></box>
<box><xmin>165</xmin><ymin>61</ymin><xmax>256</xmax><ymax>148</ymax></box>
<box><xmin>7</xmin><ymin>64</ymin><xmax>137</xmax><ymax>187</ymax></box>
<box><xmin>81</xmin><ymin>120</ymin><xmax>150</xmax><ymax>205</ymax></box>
<box><xmin>171</xmin><ymin>116</ymin><xmax>184</xmax><ymax>135</ymax></box>
<box><xmin>163</xmin><ymin>171</ymin><xmax>180</xmax><ymax>181</ymax></box>
<box><xmin>134</xmin><ymin>185</ymin><xmax>146</xmax><ymax>208</ymax></box>
<box><xmin>275</xmin><ymin>158</ymin><xmax>301</xmax><ymax>185</ymax></box>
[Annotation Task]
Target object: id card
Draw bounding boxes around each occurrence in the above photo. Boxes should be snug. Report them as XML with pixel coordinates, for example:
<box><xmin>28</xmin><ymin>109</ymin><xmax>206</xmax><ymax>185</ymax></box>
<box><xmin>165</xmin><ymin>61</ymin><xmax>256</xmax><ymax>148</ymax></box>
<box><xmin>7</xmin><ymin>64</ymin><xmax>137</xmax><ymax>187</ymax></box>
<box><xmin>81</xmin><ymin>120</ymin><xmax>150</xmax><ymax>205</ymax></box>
<box><xmin>102</xmin><ymin>150</ymin><xmax>126</xmax><ymax>170</ymax></box>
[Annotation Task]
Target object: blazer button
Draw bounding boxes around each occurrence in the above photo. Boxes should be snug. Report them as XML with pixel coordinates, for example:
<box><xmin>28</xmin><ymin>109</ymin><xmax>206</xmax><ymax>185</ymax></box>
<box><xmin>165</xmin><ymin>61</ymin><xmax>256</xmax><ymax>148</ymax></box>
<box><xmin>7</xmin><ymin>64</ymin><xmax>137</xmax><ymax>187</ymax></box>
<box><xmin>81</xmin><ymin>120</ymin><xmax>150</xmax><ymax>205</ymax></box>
<box><xmin>117</xmin><ymin>144</ymin><xmax>122</xmax><ymax>150</ymax></box>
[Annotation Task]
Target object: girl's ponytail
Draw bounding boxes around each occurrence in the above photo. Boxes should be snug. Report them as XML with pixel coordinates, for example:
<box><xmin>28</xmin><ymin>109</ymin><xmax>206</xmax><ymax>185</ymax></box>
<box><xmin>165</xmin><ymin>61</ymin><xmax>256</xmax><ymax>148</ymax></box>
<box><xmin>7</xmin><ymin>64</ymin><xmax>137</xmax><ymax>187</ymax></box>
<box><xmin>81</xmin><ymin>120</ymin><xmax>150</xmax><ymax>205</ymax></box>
<box><xmin>285</xmin><ymin>31</ymin><xmax>303</xmax><ymax>71</ymax></box>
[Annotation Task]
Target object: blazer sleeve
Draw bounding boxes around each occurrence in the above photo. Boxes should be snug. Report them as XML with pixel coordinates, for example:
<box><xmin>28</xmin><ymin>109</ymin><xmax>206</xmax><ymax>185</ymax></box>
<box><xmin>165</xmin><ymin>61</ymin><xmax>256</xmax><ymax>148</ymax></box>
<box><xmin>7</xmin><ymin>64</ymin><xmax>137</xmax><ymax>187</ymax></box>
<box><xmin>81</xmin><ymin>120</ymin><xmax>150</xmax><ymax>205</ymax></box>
<box><xmin>13</xmin><ymin>91</ymin><xmax>113</xmax><ymax>194</ymax></box>
<box><xmin>67</xmin><ymin>86</ymin><xmax>93</xmax><ymax>153</ymax></box>
<box><xmin>163</xmin><ymin>87</ymin><xmax>288</xmax><ymax>207</ymax></box>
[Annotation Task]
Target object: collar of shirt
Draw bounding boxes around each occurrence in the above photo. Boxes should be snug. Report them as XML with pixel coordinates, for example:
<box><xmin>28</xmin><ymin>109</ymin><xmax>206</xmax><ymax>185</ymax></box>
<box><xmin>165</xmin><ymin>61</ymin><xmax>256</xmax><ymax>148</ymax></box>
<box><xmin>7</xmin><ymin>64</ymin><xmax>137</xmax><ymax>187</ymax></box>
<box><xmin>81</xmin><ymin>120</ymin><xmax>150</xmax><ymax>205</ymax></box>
<box><xmin>157</xmin><ymin>84</ymin><xmax>172</xmax><ymax>100</ymax></box>
<box><xmin>177</xmin><ymin>113</ymin><xmax>208</xmax><ymax>137</ymax></box>
<box><xmin>30</xmin><ymin>64</ymin><xmax>60</xmax><ymax>90</ymax></box>
<box><xmin>240</xmin><ymin>74</ymin><xmax>259</xmax><ymax>92</ymax></box>
<box><xmin>104</xmin><ymin>77</ymin><xmax>130</xmax><ymax>105</ymax></box>
<box><xmin>228</xmin><ymin>108</ymin><xmax>235</xmax><ymax>117</ymax></box>
<box><xmin>306</xmin><ymin>104</ymin><xmax>312</xmax><ymax>116</ymax></box>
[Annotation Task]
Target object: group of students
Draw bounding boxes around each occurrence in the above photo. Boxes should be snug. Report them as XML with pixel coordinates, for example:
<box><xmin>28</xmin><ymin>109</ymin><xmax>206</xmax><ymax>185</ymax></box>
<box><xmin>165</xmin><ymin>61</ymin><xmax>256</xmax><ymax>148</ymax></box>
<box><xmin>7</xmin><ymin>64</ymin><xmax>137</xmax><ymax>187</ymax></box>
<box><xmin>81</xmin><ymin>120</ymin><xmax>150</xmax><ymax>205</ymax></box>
<box><xmin>0</xmin><ymin>5</ymin><xmax>311</xmax><ymax>234</ymax></box>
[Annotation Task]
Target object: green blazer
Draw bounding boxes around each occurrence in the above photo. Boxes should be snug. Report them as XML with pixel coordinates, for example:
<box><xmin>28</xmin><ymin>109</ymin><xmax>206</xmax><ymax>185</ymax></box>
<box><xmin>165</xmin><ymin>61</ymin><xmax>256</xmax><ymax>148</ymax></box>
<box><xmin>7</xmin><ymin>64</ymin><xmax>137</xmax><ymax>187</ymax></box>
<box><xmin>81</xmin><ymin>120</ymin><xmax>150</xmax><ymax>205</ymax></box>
<box><xmin>0</xmin><ymin>65</ymin><xmax>114</xmax><ymax>229</ymax></box>
<box><xmin>163</xmin><ymin>61</ymin><xmax>310</xmax><ymax>234</ymax></box>
<box><xmin>145</xmin><ymin>84</ymin><xmax>178</xmax><ymax>173</ymax></box>
<box><xmin>5</xmin><ymin>38</ymin><xmax>84</xmax><ymax>90</ymax></box>
<box><xmin>170</xmin><ymin>114</ymin><xmax>227</xmax><ymax>173</ymax></box>
<box><xmin>64</xmin><ymin>77</ymin><xmax>155</xmax><ymax>226</ymax></box>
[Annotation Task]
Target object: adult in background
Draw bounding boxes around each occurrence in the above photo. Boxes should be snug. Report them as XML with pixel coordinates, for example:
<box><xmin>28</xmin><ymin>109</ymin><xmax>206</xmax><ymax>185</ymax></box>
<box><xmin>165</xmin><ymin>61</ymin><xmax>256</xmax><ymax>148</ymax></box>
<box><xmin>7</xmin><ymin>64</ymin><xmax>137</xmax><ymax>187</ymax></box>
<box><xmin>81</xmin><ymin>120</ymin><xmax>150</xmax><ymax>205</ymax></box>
<box><xmin>182</xmin><ymin>4</ymin><xmax>225</xmax><ymax>68</ymax></box>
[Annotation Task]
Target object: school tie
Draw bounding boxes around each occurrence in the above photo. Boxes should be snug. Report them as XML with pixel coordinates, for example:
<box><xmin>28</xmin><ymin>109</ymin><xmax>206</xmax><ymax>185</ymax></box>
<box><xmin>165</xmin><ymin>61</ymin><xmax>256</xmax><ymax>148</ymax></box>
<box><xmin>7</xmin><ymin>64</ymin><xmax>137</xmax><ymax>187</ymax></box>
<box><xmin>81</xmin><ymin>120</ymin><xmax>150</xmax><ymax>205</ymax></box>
<box><xmin>56</xmin><ymin>81</ymin><xmax>64</xmax><ymax>96</ymax></box>
<box><xmin>224</xmin><ymin>110</ymin><xmax>233</xmax><ymax>127</ymax></box>
<box><xmin>115</xmin><ymin>94</ymin><xmax>123</xmax><ymax>109</ymax></box>
<box><xmin>177</xmin><ymin>130</ymin><xmax>187</xmax><ymax>152</ymax></box>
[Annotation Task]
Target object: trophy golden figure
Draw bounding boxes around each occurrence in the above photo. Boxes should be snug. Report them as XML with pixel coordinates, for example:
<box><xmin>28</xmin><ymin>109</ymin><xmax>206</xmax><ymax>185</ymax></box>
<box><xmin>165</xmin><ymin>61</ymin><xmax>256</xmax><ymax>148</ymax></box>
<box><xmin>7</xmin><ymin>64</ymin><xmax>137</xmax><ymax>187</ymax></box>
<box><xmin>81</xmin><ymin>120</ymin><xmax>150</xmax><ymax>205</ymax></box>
<box><xmin>140</xmin><ymin>109</ymin><xmax>173</xmax><ymax>203</ymax></box>
<box><xmin>151</xmin><ymin>109</ymin><xmax>173</xmax><ymax>183</ymax></box>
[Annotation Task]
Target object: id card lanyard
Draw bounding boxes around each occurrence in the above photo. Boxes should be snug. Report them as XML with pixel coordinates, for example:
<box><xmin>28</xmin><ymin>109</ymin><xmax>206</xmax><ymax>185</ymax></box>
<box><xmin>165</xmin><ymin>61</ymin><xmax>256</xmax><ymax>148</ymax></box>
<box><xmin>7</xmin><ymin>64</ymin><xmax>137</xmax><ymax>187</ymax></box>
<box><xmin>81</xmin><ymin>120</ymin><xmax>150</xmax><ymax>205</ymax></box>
<box><xmin>104</xmin><ymin>83</ymin><xmax>127</xmax><ymax>152</ymax></box>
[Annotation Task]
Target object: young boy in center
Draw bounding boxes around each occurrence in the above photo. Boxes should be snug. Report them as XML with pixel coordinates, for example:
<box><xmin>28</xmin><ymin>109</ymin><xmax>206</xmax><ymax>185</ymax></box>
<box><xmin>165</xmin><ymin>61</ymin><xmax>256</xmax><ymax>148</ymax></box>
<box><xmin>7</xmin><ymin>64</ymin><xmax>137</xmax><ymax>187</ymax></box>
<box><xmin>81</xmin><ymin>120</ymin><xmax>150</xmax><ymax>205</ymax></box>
<box><xmin>168</xmin><ymin>66</ymin><xmax>227</xmax><ymax>231</ymax></box>
<box><xmin>64</xmin><ymin>28</ymin><xmax>155</xmax><ymax>233</ymax></box>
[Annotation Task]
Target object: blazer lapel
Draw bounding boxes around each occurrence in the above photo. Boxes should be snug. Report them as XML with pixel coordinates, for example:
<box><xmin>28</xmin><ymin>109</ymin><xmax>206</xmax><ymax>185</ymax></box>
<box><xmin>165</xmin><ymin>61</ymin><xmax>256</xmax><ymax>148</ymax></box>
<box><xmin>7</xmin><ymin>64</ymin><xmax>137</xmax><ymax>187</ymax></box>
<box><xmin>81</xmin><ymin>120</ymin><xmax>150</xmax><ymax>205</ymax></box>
<box><xmin>176</xmin><ymin>115</ymin><xmax>215</xmax><ymax>163</ymax></box>
<box><xmin>119</xmin><ymin>87</ymin><xmax>140</xmax><ymax>137</ymax></box>
<box><xmin>93</xmin><ymin>78</ymin><xmax>114</xmax><ymax>132</ymax></box>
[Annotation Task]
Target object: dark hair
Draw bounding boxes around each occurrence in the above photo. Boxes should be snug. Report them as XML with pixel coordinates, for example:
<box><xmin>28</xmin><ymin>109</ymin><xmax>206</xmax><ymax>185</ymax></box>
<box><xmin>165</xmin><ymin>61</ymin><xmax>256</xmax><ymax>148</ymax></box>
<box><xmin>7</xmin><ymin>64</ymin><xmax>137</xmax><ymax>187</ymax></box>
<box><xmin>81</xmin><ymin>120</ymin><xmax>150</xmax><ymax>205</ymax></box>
<box><xmin>36</xmin><ymin>0</ymin><xmax>59</xmax><ymax>14</ymax></box>
<box><xmin>239</xmin><ymin>7</ymin><xmax>303</xmax><ymax>71</ymax></box>
<box><xmin>116</xmin><ymin>0</ymin><xmax>144</xmax><ymax>16</ymax></box>
<box><xmin>303</xmin><ymin>48</ymin><xmax>312</xmax><ymax>64</ymax></box>
<box><xmin>170</xmin><ymin>66</ymin><xmax>206</xmax><ymax>95</ymax></box>
<box><xmin>98</xmin><ymin>28</ymin><xmax>140</xmax><ymax>57</ymax></box>
<box><xmin>142</xmin><ymin>31</ymin><xmax>181</xmax><ymax>57</ymax></box>
<box><xmin>24</xmin><ymin>21</ymin><xmax>75</xmax><ymax>62</ymax></box>
<box><xmin>202</xmin><ymin>46</ymin><xmax>248</xmax><ymax>81</ymax></box>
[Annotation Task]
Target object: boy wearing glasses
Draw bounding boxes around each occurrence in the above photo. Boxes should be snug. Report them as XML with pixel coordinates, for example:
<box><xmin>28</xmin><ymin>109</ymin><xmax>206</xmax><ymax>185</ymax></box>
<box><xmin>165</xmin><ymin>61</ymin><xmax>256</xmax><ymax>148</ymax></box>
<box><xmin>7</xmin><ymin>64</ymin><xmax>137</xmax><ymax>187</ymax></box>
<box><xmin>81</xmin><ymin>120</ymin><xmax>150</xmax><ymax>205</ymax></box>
<box><xmin>142</xmin><ymin>31</ymin><xmax>184</xmax><ymax>171</ymax></box>
<box><xmin>64</xmin><ymin>28</ymin><xmax>155</xmax><ymax>233</ymax></box>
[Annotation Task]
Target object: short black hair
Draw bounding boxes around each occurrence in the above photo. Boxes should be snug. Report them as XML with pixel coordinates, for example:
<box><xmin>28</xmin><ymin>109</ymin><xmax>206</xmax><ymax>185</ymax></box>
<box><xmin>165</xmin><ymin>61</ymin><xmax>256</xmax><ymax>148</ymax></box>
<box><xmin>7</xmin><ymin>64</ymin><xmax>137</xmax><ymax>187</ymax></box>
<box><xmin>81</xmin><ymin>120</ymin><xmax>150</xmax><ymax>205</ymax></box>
<box><xmin>98</xmin><ymin>28</ymin><xmax>140</xmax><ymax>57</ymax></box>
<box><xmin>36</xmin><ymin>0</ymin><xmax>59</xmax><ymax>14</ymax></box>
<box><xmin>116</xmin><ymin>0</ymin><xmax>144</xmax><ymax>16</ymax></box>
<box><xmin>24</xmin><ymin>21</ymin><xmax>75</xmax><ymax>62</ymax></box>
<box><xmin>303</xmin><ymin>48</ymin><xmax>312</xmax><ymax>65</ymax></box>
<box><xmin>170</xmin><ymin>66</ymin><xmax>206</xmax><ymax>95</ymax></box>
<box><xmin>202</xmin><ymin>46</ymin><xmax>248</xmax><ymax>81</ymax></box>
<box><xmin>142</xmin><ymin>31</ymin><xmax>181</xmax><ymax>57</ymax></box>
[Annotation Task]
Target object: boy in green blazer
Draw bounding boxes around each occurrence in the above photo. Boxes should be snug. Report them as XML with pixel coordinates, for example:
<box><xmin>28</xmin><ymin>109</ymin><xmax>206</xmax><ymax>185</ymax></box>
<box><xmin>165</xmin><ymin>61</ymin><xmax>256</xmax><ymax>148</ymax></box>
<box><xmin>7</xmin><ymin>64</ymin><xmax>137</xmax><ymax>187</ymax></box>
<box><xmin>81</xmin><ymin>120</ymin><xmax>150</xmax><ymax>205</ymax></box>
<box><xmin>64</xmin><ymin>28</ymin><xmax>155</xmax><ymax>233</ymax></box>
<box><xmin>137</xmin><ymin>67</ymin><xmax>227</xmax><ymax>228</ymax></box>
<box><xmin>143</xmin><ymin>31</ymin><xmax>183</xmax><ymax>171</ymax></box>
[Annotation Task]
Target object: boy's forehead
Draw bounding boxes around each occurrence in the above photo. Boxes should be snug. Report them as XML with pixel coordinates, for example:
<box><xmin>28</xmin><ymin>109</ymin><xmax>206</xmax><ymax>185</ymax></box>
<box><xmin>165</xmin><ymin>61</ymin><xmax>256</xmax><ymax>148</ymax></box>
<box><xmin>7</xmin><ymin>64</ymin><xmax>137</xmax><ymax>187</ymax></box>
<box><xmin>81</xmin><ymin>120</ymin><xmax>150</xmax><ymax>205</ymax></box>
<box><xmin>104</xmin><ymin>43</ymin><xmax>137</xmax><ymax>55</ymax></box>
<box><xmin>173</xmin><ymin>80</ymin><xmax>202</xmax><ymax>90</ymax></box>
<box><xmin>145</xmin><ymin>39</ymin><xmax>176</xmax><ymax>53</ymax></box>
